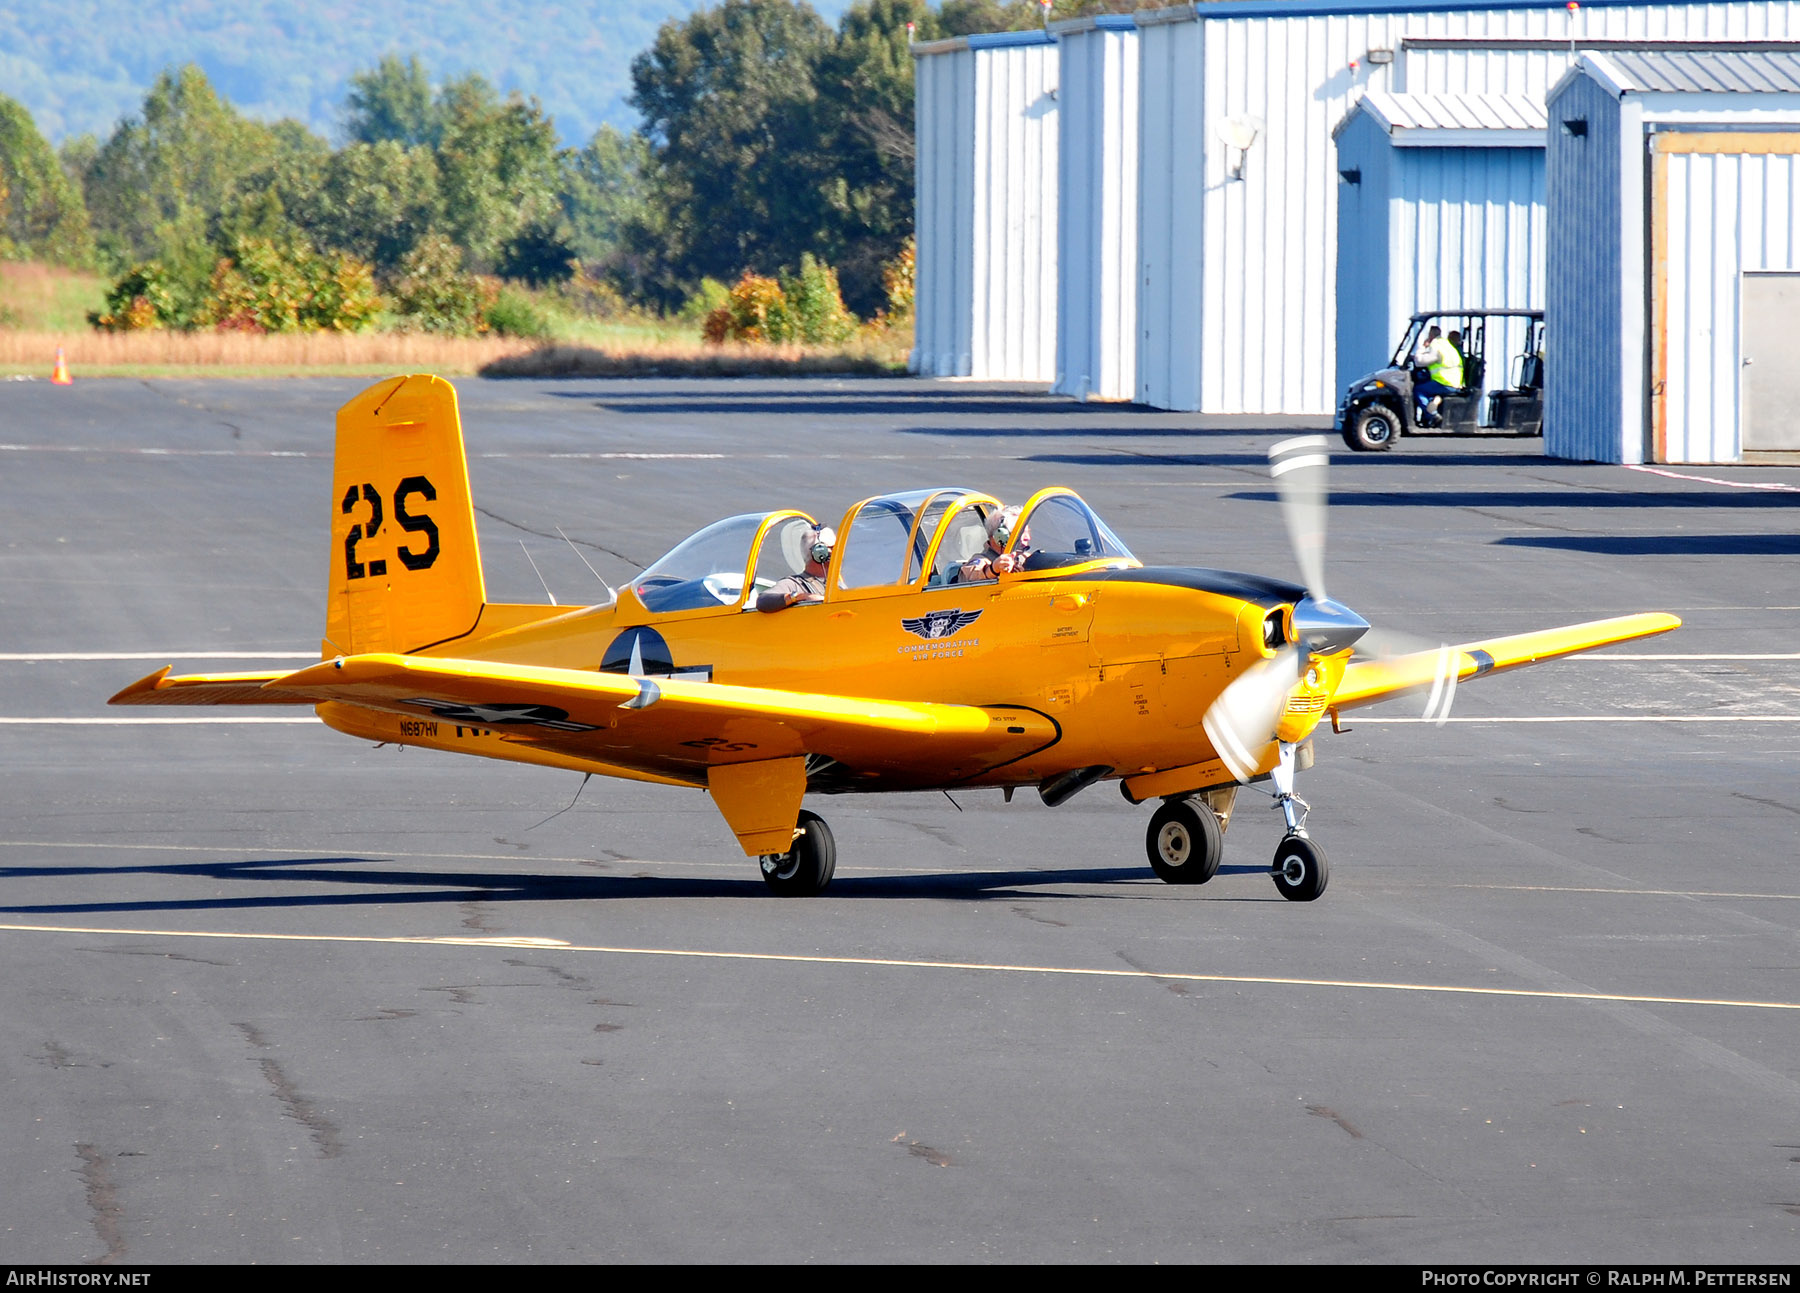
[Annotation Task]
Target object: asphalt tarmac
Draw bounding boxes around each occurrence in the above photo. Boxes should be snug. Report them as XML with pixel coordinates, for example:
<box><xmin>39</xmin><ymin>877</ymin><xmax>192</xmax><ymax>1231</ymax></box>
<box><xmin>2</xmin><ymin>375</ymin><xmax>1798</xmax><ymax>1264</ymax></box>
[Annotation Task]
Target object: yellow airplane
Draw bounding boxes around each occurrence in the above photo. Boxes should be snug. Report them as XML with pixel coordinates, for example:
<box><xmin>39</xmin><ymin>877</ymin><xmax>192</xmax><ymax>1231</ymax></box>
<box><xmin>110</xmin><ymin>375</ymin><xmax>1679</xmax><ymax>901</ymax></box>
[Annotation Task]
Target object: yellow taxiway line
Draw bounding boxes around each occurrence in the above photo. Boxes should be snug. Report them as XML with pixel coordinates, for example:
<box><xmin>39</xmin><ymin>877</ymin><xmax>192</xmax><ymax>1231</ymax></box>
<box><xmin>1</xmin><ymin>920</ymin><xmax>1795</xmax><ymax>1012</ymax></box>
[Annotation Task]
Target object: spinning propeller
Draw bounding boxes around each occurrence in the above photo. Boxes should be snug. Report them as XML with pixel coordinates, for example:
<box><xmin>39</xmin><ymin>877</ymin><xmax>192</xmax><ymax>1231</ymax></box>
<box><xmin>1202</xmin><ymin>436</ymin><xmax>1459</xmax><ymax>786</ymax></box>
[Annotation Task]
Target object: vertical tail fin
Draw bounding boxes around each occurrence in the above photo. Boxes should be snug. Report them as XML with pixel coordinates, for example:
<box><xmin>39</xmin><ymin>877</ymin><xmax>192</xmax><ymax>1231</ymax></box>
<box><xmin>324</xmin><ymin>374</ymin><xmax>486</xmax><ymax>657</ymax></box>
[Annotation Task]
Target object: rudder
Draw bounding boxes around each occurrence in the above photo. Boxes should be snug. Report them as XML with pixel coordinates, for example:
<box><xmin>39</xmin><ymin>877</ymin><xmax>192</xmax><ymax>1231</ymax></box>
<box><xmin>325</xmin><ymin>374</ymin><xmax>486</xmax><ymax>657</ymax></box>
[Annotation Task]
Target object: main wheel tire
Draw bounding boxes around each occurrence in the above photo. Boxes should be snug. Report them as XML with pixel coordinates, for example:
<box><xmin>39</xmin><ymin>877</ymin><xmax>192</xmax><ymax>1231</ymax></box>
<box><xmin>1343</xmin><ymin>404</ymin><xmax>1400</xmax><ymax>453</ymax></box>
<box><xmin>1145</xmin><ymin>797</ymin><xmax>1224</xmax><ymax>885</ymax></box>
<box><xmin>1271</xmin><ymin>834</ymin><xmax>1328</xmax><ymax>902</ymax></box>
<box><xmin>759</xmin><ymin>809</ymin><xmax>836</xmax><ymax>895</ymax></box>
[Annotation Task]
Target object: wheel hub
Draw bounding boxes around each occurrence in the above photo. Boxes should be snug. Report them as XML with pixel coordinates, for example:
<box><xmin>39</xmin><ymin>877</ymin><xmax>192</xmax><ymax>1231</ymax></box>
<box><xmin>761</xmin><ymin>851</ymin><xmax>800</xmax><ymax>881</ymax></box>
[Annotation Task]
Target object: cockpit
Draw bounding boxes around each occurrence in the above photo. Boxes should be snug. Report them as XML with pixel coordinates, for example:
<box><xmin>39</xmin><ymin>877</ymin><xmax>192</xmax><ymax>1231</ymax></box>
<box><xmin>623</xmin><ymin>488</ymin><xmax>1137</xmax><ymax>616</ymax></box>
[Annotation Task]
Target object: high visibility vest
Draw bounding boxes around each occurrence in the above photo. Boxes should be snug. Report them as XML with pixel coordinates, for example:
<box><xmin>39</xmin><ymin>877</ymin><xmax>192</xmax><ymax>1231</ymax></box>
<box><xmin>1428</xmin><ymin>340</ymin><xmax>1464</xmax><ymax>389</ymax></box>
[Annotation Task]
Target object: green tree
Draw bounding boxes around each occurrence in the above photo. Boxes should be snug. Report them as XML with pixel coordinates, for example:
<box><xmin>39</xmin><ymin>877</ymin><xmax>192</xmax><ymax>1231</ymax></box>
<box><xmin>560</xmin><ymin>125</ymin><xmax>651</xmax><ymax>268</ymax></box>
<box><xmin>82</xmin><ymin>65</ymin><xmax>283</xmax><ymax>290</ymax></box>
<box><xmin>628</xmin><ymin>0</ymin><xmax>837</xmax><ymax>307</ymax></box>
<box><xmin>343</xmin><ymin>54</ymin><xmax>440</xmax><ymax>148</ymax></box>
<box><xmin>291</xmin><ymin>139</ymin><xmax>443</xmax><ymax>273</ymax></box>
<box><xmin>433</xmin><ymin>73</ymin><xmax>564</xmax><ymax>271</ymax></box>
<box><xmin>0</xmin><ymin>95</ymin><xmax>94</xmax><ymax>265</ymax></box>
<box><xmin>811</xmin><ymin>0</ymin><xmax>937</xmax><ymax>314</ymax></box>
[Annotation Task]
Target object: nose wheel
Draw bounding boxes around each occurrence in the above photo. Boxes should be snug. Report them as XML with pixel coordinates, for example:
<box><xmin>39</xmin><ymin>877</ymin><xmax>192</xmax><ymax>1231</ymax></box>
<box><xmin>1271</xmin><ymin>833</ymin><xmax>1328</xmax><ymax>902</ymax></box>
<box><xmin>759</xmin><ymin>809</ymin><xmax>836</xmax><ymax>895</ymax></box>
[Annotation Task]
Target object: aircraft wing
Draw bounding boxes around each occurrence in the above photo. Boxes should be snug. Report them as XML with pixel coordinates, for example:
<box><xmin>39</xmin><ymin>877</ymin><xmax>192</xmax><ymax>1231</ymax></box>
<box><xmin>258</xmin><ymin>653</ymin><xmax>1061</xmax><ymax>787</ymax></box>
<box><xmin>1329</xmin><ymin>612</ymin><xmax>1680</xmax><ymax>714</ymax></box>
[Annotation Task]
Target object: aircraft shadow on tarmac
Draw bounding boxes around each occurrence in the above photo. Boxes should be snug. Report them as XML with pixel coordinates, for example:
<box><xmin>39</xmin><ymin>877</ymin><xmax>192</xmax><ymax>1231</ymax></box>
<box><xmin>904</xmin><ymin>425</ymin><xmax>1330</xmax><ymax>442</ymax></box>
<box><xmin>1230</xmin><ymin>487</ymin><xmax>1800</xmax><ymax>509</ymax></box>
<box><xmin>0</xmin><ymin>855</ymin><xmax>1280</xmax><ymax>915</ymax></box>
<box><xmin>555</xmin><ymin>393</ymin><xmax>1117</xmax><ymax>418</ymax></box>
<box><xmin>1497</xmin><ymin>533</ymin><xmax>1800</xmax><ymax>555</ymax></box>
<box><xmin>1027</xmin><ymin>450</ymin><xmax>1547</xmax><ymax>467</ymax></box>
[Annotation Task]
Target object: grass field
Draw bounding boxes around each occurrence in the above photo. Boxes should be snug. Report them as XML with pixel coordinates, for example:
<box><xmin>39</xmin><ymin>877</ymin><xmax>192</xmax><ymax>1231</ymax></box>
<box><xmin>0</xmin><ymin>262</ymin><xmax>108</xmax><ymax>333</ymax></box>
<box><xmin>0</xmin><ymin>263</ymin><xmax>912</xmax><ymax>379</ymax></box>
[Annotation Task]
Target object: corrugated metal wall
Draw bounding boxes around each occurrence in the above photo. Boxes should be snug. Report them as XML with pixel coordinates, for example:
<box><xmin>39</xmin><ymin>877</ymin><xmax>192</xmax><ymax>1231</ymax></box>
<box><xmin>1333</xmin><ymin>113</ymin><xmax>1398</xmax><ymax>389</ymax></box>
<box><xmin>914</xmin><ymin>48</ymin><xmax>976</xmax><ymax>377</ymax></box>
<box><xmin>1660</xmin><ymin>147</ymin><xmax>1800</xmax><ymax>461</ymax></box>
<box><xmin>1393</xmin><ymin>148</ymin><xmax>1545</xmax><ymax>376</ymax></box>
<box><xmin>1135</xmin><ymin>15</ymin><xmax>1206</xmax><ymax>410</ymax></box>
<box><xmin>1334</xmin><ymin>111</ymin><xmax>1544</xmax><ymax>393</ymax></box>
<box><xmin>1544</xmin><ymin>70</ymin><xmax>1629</xmax><ymax>463</ymax></box>
<box><xmin>1054</xmin><ymin>21</ymin><xmax>1140</xmax><ymax>401</ymax></box>
<box><xmin>1128</xmin><ymin>1</ymin><xmax>1800</xmax><ymax>415</ymax></box>
<box><xmin>912</xmin><ymin>38</ymin><xmax>1059</xmax><ymax>380</ymax></box>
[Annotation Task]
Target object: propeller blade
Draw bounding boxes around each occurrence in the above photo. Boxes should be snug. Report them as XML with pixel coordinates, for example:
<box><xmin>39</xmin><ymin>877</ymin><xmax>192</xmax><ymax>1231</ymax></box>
<box><xmin>1353</xmin><ymin>628</ymin><xmax>1458</xmax><ymax>725</ymax></box>
<box><xmin>1355</xmin><ymin>624</ymin><xmax>1436</xmax><ymax>659</ymax></box>
<box><xmin>1202</xmin><ymin>647</ymin><xmax>1300</xmax><ymax>784</ymax></box>
<box><xmin>1268</xmin><ymin>435</ymin><xmax>1330</xmax><ymax>602</ymax></box>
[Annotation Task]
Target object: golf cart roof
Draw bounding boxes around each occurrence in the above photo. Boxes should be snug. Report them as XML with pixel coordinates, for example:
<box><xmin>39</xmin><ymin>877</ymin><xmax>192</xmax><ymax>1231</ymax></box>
<box><xmin>1408</xmin><ymin>309</ymin><xmax>1543</xmax><ymax>321</ymax></box>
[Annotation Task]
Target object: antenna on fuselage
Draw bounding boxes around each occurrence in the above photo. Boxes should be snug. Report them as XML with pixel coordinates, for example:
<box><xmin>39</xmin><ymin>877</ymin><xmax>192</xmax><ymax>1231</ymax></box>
<box><xmin>557</xmin><ymin>525</ymin><xmax>617</xmax><ymax>604</ymax></box>
<box><xmin>519</xmin><ymin>540</ymin><xmax>557</xmax><ymax>606</ymax></box>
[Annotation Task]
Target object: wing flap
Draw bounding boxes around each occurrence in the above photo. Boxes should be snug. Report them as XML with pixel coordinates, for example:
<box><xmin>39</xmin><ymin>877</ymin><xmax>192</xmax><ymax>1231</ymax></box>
<box><xmin>268</xmin><ymin>654</ymin><xmax>1060</xmax><ymax>785</ymax></box>
<box><xmin>1331</xmin><ymin>612</ymin><xmax>1680</xmax><ymax>713</ymax></box>
<box><xmin>109</xmin><ymin>666</ymin><xmax>317</xmax><ymax>707</ymax></box>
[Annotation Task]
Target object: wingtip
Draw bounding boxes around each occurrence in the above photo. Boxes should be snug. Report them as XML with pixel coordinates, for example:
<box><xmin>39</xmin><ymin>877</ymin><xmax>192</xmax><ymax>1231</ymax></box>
<box><xmin>108</xmin><ymin>666</ymin><xmax>173</xmax><ymax>706</ymax></box>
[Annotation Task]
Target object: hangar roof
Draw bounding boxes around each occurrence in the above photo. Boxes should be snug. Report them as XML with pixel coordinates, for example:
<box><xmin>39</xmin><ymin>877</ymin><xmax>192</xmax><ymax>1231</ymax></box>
<box><xmin>1589</xmin><ymin>49</ymin><xmax>1800</xmax><ymax>92</ymax></box>
<box><xmin>1334</xmin><ymin>92</ymin><xmax>1547</xmax><ymax>145</ymax></box>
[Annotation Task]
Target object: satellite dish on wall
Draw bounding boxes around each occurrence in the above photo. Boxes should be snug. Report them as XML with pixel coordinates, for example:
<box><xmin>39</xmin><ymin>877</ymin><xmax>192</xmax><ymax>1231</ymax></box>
<box><xmin>1217</xmin><ymin>114</ymin><xmax>1265</xmax><ymax>181</ymax></box>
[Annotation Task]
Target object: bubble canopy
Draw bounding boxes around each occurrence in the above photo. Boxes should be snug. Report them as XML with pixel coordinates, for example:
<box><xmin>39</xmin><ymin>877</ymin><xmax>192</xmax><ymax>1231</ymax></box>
<box><xmin>631</xmin><ymin>512</ymin><xmax>817</xmax><ymax>613</ymax></box>
<box><xmin>1008</xmin><ymin>489</ymin><xmax>1136</xmax><ymax>572</ymax></box>
<box><xmin>624</xmin><ymin>490</ymin><xmax>1137</xmax><ymax>614</ymax></box>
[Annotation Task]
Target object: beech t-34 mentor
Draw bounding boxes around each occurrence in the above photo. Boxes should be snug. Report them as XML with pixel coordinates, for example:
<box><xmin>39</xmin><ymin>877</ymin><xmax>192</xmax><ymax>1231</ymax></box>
<box><xmin>111</xmin><ymin>375</ymin><xmax>1679</xmax><ymax>901</ymax></box>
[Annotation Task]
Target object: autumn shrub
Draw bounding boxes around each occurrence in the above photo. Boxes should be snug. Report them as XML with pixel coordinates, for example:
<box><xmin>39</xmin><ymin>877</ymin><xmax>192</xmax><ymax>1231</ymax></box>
<box><xmin>89</xmin><ymin>263</ymin><xmax>183</xmax><ymax>331</ymax></box>
<box><xmin>556</xmin><ymin>266</ymin><xmax>633</xmax><ymax>319</ymax></box>
<box><xmin>196</xmin><ymin>237</ymin><xmax>382</xmax><ymax>333</ymax></box>
<box><xmin>881</xmin><ymin>238</ymin><xmax>915</xmax><ymax>322</ymax></box>
<box><xmin>703</xmin><ymin>260</ymin><xmax>860</xmax><ymax>347</ymax></box>
<box><xmin>390</xmin><ymin>233</ymin><xmax>494</xmax><ymax>335</ymax></box>
<box><xmin>308</xmin><ymin>256</ymin><xmax>383</xmax><ymax>332</ymax></box>
<box><xmin>783</xmin><ymin>254</ymin><xmax>855</xmax><ymax>345</ymax></box>
<box><xmin>679</xmin><ymin>277</ymin><xmax>731</xmax><ymax>324</ymax></box>
<box><xmin>707</xmin><ymin>273</ymin><xmax>792</xmax><ymax>344</ymax></box>
<box><xmin>485</xmin><ymin>284</ymin><xmax>556</xmax><ymax>339</ymax></box>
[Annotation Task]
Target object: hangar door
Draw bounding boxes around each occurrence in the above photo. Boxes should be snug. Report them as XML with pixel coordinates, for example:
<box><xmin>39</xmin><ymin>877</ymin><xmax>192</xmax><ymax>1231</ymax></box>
<box><xmin>1650</xmin><ymin>134</ymin><xmax>1800</xmax><ymax>463</ymax></box>
<box><xmin>1741</xmin><ymin>273</ymin><xmax>1800</xmax><ymax>454</ymax></box>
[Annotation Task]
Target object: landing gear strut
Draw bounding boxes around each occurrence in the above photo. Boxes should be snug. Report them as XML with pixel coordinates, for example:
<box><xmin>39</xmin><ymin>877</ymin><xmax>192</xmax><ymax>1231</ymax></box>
<box><xmin>759</xmin><ymin>809</ymin><xmax>836</xmax><ymax>895</ymax></box>
<box><xmin>1268</xmin><ymin>740</ymin><xmax>1328</xmax><ymax>901</ymax></box>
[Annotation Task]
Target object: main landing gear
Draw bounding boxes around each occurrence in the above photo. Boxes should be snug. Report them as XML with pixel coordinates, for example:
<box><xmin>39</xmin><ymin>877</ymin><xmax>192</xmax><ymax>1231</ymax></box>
<box><xmin>1142</xmin><ymin>742</ymin><xmax>1330</xmax><ymax>902</ymax></box>
<box><xmin>759</xmin><ymin>809</ymin><xmax>836</xmax><ymax>895</ymax></box>
<box><xmin>1145</xmin><ymin>796</ymin><xmax>1224</xmax><ymax>884</ymax></box>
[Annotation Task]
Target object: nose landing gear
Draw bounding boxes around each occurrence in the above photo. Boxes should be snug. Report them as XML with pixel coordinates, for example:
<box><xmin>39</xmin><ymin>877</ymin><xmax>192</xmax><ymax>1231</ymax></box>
<box><xmin>1268</xmin><ymin>740</ymin><xmax>1327</xmax><ymax>901</ymax></box>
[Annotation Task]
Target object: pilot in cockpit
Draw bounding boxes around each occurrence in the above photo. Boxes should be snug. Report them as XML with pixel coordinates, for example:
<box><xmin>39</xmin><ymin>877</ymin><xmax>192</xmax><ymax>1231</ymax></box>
<box><xmin>756</xmin><ymin>525</ymin><xmax>835</xmax><ymax>612</ymax></box>
<box><xmin>958</xmin><ymin>506</ymin><xmax>1029</xmax><ymax>583</ymax></box>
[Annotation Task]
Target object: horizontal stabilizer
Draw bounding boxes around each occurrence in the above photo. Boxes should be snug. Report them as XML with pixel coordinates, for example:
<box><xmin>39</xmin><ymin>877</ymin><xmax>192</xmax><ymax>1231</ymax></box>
<box><xmin>109</xmin><ymin>666</ymin><xmax>316</xmax><ymax>707</ymax></box>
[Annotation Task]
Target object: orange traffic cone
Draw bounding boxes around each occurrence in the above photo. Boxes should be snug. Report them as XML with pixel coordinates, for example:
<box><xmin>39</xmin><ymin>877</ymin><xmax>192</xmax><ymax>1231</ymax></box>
<box><xmin>50</xmin><ymin>347</ymin><xmax>72</xmax><ymax>386</ymax></box>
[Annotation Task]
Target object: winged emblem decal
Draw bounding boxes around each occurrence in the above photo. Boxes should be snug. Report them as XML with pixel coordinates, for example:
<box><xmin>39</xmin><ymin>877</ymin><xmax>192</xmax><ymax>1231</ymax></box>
<box><xmin>901</xmin><ymin>608</ymin><xmax>983</xmax><ymax>641</ymax></box>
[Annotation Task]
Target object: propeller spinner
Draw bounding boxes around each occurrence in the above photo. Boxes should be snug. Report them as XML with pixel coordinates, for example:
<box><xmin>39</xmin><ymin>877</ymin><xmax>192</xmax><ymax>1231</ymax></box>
<box><xmin>1202</xmin><ymin>437</ymin><xmax>1369</xmax><ymax>784</ymax></box>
